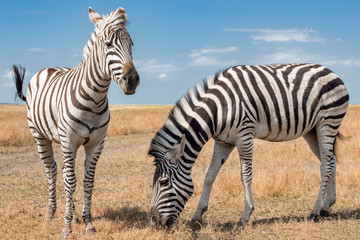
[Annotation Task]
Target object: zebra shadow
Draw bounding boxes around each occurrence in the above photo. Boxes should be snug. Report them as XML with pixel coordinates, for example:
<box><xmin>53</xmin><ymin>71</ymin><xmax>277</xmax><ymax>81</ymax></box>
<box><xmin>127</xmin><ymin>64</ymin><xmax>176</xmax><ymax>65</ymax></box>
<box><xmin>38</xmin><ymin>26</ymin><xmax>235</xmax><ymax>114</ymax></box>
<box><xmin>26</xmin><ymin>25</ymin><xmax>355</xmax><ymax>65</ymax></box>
<box><xmin>250</xmin><ymin>208</ymin><xmax>360</xmax><ymax>227</ymax></box>
<box><xmin>188</xmin><ymin>208</ymin><xmax>360</xmax><ymax>232</ymax></box>
<box><xmin>101</xmin><ymin>205</ymin><xmax>150</xmax><ymax>228</ymax></box>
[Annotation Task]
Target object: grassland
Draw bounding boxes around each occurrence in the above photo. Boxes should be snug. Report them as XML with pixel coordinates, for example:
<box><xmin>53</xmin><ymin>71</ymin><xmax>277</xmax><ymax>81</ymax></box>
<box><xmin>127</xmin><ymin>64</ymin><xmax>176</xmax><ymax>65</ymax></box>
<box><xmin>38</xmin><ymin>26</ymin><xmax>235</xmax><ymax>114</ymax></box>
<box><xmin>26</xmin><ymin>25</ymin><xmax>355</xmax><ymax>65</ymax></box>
<box><xmin>0</xmin><ymin>104</ymin><xmax>359</xmax><ymax>239</ymax></box>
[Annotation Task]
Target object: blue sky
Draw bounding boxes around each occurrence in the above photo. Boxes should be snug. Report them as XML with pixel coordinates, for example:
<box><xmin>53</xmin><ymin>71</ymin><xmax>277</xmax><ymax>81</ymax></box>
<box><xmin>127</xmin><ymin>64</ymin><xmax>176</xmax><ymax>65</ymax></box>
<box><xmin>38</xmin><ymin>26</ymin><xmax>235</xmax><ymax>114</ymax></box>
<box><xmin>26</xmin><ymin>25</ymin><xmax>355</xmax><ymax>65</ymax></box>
<box><xmin>1</xmin><ymin>0</ymin><xmax>359</xmax><ymax>104</ymax></box>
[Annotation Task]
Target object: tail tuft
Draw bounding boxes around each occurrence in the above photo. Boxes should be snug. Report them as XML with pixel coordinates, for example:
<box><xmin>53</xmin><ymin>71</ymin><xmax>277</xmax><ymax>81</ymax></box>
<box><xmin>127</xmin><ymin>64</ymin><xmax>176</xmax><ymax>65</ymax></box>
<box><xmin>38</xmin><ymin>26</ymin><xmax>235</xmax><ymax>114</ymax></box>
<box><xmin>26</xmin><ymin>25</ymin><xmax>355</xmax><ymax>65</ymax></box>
<box><xmin>334</xmin><ymin>131</ymin><xmax>350</xmax><ymax>162</ymax></box>
<box><xmin>13</xmin><ymin>65</ymin><xmax>26</xmax><ymax>101</ymax></box>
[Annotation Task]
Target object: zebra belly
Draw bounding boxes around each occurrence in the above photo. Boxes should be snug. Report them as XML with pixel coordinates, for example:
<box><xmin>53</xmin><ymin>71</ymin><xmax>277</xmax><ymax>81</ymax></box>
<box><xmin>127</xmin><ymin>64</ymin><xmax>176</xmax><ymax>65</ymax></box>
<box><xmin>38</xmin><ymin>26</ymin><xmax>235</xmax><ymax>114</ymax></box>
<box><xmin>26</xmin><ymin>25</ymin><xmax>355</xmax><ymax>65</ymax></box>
<box><xmin>27</xmin><ymin>105</ymin><xmax>60</xmax><ymax>143</ymax></box>
<box><xmin>253</xmin><ymin>120</ymin><xmax>313</xmax><ymax>142</ymax></box>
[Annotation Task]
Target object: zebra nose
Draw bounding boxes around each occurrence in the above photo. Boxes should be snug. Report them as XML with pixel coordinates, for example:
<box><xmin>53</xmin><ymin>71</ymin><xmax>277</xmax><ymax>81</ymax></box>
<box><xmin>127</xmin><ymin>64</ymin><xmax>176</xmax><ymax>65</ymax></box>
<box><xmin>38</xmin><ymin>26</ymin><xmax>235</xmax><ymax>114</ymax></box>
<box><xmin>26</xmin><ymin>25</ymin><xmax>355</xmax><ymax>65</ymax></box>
<box><xmin>150</xmin><ymin>206</ymin><xmax>160</xmax><ymax>225</ymax></box>
<box><xmin>165</xmin><ymin>216</ymin><xmax>176</xmax><ymax>228</ymax></box>
<box><xmin>121</xmin><ymin>68</ymin><xmax>139</xmax><ymax>95</ymax></box>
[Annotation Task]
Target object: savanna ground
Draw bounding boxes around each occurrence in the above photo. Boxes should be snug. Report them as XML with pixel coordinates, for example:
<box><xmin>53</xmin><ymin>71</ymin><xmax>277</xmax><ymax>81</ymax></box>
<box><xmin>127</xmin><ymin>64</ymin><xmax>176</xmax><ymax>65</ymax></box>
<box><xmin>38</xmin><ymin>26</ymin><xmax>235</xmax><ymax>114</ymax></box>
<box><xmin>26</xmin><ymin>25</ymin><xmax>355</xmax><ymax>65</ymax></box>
<box><xmin>0</xmin><ymin>104</ymin><xmax>359</xmax><ymax>239</ymax></box>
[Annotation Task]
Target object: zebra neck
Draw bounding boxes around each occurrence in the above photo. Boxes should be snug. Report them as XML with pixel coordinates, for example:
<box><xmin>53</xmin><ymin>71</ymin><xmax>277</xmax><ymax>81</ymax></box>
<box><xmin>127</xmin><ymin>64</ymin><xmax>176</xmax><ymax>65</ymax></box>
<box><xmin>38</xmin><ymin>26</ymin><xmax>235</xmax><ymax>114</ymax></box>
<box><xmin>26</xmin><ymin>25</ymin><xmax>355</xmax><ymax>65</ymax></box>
<box><xmin>167</xmin><ymin>104</ymin><xmax>215</xmax><ymax>171</ymax></box>
<box><xmin>78</xmin><ymin>45</ymin><xmax>111</xmax><ymax>106</ymax></box>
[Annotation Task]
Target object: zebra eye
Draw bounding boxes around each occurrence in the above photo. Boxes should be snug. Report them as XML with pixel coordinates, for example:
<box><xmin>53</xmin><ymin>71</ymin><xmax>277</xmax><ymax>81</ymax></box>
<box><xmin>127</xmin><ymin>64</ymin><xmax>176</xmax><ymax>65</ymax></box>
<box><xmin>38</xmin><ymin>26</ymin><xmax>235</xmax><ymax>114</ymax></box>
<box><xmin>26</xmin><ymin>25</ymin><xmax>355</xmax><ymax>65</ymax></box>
<box><xmin>105</xmin><ymin>42</ymin><xmax>113</xmax><ymax>48</ymax></box>
<box><xmin>160</xmin><ymin>177</ymin><xmax>169</xmax><ymax>186</ymax></box>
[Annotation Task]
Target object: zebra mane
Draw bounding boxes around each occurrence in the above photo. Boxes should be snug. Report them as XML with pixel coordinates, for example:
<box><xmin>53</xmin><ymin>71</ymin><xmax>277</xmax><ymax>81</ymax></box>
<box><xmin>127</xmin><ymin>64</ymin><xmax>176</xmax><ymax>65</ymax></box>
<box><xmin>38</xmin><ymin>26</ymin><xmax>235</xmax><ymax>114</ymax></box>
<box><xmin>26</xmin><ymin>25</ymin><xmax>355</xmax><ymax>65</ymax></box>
<box><xmin>148</xmin><ymin>70</ymin><xmax>224</xmax><ymax>161</ymax></box>
<box><xmin>82</xmin><ymin>8</ymin><xmax>128</xmax><ymax>61</ymax></box>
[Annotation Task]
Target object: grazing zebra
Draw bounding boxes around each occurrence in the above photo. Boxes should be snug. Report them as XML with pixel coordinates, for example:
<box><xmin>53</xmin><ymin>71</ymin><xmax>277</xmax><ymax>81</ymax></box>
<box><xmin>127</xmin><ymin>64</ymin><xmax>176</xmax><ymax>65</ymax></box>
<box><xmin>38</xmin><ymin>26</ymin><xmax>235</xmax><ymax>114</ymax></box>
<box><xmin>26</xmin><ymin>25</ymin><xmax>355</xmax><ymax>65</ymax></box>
<box><xmin>149</xmin><ymin>63</ymin><xmax>349</xmax><ymax>228</ymax></box>
<box><xmin>13</xmin><ymin>7</ymin><xmax>139</xmax><ymax>238</ymax></box>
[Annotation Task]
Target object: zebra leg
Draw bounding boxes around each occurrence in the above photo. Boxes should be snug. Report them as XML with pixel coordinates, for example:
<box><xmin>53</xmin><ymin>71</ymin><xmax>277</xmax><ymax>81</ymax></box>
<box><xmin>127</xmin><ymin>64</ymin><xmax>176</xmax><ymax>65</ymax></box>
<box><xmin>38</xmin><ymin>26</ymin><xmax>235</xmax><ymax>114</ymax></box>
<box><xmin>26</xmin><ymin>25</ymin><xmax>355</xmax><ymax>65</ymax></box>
<box><xmin>33</xmin><ymin>134</ymin><xmax>57</xmax><ymax>220</ymax></box>
<box><xmin>236</xmin><ymin>134</ymin><xmax>255</xmax><ymax>227</ymax></box>
<box><xmin>303</xmin><ymin>128</ymin><xmax>335</xmax><ymax>217</ymax></box>
<box><xmin>82</xmin><ymin>140</ymin><xmax>105</xmax><ymax>235</ymax></box>
<box><xmin>191</xmin><ymin>141</ymin><xmax>234</xmax><ymax>223</ymax></box>
<box><xmin>71</xmin><ymin>200</ymin><xmax>80</xmax><ymax>224</ymax></box>
<box><xmin>61</xmin><ymin>144</ymin><xmax>78</xmax><ymax>238</ymax></box>
<box><xmin>309</xmin><ymin>124</ymin><xmax>337</xmax><ymax>221</ymax></box>
<box><xmin>62</xmin><ymin>165</ymin><xmax>80</xmax><ymax>224</ymax></box>
<box><xmin>323</xmin><ymin>163</ymin><xmax>336</xmax><ymax>216</ymax></box>
<box><xmin>303</xmin><ymin>128</ymin><xmax>320</xmax><ymax>159</ymax></box>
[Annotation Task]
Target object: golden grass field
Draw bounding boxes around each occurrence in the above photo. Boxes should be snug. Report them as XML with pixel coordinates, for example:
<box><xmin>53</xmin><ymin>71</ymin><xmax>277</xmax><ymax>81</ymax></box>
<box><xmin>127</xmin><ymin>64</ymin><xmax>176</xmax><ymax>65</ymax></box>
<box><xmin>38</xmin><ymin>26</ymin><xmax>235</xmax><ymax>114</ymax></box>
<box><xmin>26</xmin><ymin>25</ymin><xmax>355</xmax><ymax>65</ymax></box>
<box><xmin>0</xmin><ymin>104</ymin><xmax>359</xmax><ymax>239</ymax></box>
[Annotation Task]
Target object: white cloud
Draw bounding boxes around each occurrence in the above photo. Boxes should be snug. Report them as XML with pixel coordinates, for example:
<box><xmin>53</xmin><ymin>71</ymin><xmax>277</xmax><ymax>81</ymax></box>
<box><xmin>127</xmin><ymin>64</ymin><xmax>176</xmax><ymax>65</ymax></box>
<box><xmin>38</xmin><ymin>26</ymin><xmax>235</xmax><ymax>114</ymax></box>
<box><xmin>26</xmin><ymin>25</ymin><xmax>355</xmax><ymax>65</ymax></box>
<box><xmin>159</xmin><ymin>73</ymin><xmax>167</xmax><ymax>79</ymax></box>
<box><xmin>34</xmin><ymin>10</ymin><xmax>47</xmax><ymax>15</ymax></box>
<box><xmin>188</xmin><ymin>46</ymin><xmax>238</xmax><ymax>66</ymax></box>
<box><xmin>225</xmin><ymin>28</ymin><xmax>324</xmax><ymax>43</ymax></box>
<box><xmin>23</xmin><ymin>48</ymin><xmax>45</xmax><ymax>56</ymax></box>
<box><xmin>1</xmin><ymin>70</ymin><xmax>15</xmax><ymax>89</ymax></box>
<box><xmin>321</xmin><ymin>58</ymin><xmax>360</xmax><ymax>67</ymax></box>
<box><xmin>3</xmin><ymin>82</ymin><xmax>14</xmax><ymax>88</ymax></box>
<box><xmin>27</xmin><ymin>48</ymin><xmax>44</xmax><ymax>52</ymax></box>
<box><xmin>1</xmin><ymin>68</ymin><xmax>31</xmax><ymax>88</ymax></box>
<box><xmin>189</xmin><ymin>56</ymin><xmax>237</xmax><ymax>66</ymax></box>
<box><xmin>135</xmin><ymin>59</ymin><xmax>178</xmax><ymax>73</ymax></box>
<box><xmin>257</xmin><ymin>49</ymin><xmax>316</xmax><ymax>64</ymax></box>
<box><xmin>2</xmin><ymin>70</ymin><xmax>13</xmax><ymax>80</ymax></box>
<box><xmin>190</xmin><ymin>46</ymin><xmax>238</xmax><ymax>57</ymax></box>
<box><xmin>256</xmin><ymin>48</ymin><xmax>360</xmax><ymax>67</ymax></box>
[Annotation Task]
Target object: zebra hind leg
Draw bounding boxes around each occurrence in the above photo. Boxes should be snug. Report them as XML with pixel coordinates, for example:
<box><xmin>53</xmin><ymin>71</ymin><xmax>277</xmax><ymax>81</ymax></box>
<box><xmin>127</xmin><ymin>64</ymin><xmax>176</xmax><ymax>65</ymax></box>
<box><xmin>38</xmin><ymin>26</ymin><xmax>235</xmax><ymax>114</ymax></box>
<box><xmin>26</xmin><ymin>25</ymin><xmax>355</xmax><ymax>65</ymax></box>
<box><xmin>236</xmin><ymin>133</ymin><xmax>255</xmax><ymax>227</ymax></box>
<box><xmin>308</xmin><ymin>124</ymin><xmax>338</xmax><ymax>221</ymax></box>
<box><xmin>303</xmin><ymin>128</ymin><xmax>336</xmax><ymax>219</ymax></box>
<box><xmin>33</xmin><ymin>132</ymin><xmax>57</xmax><ymax>220</ymax></box>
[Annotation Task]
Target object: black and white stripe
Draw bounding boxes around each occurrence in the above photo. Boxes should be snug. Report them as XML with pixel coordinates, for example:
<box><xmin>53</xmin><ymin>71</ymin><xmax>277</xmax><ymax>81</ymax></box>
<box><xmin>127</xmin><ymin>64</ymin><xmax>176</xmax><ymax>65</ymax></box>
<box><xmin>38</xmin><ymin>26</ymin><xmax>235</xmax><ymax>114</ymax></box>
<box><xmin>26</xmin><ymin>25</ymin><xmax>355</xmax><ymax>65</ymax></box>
<box><xmin>149</xmin><ymin>63</ymin><xmax>349</xmax><ymax>227</ymax></box>
<box><xmin>13</xmin><ymin>7</ymin><xmax>139</xmax><ymax>237</ymax></box>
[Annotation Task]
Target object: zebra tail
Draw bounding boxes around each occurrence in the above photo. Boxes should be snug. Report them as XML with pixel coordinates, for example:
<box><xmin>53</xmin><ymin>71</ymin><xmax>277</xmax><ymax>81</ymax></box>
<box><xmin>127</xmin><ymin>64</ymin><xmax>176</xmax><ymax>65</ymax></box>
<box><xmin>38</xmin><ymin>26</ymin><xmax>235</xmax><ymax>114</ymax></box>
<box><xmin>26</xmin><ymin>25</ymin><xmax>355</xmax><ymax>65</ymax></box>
<box><xmin>334</xmin><ymin>131</ymin><xmax>347</xmax><ymax>162</ymax></box>
<box><xmin>13</xmin><ymin>65</ymin><xmax>26</xmax><ymax>102</ymax></box>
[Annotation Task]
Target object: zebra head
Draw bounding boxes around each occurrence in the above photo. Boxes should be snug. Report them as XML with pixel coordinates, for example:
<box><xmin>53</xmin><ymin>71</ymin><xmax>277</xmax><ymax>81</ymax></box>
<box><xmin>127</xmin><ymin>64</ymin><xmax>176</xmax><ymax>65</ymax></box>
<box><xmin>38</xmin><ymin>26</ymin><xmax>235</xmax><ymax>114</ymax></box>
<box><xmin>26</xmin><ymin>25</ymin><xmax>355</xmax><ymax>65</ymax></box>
<box><xmin>89</xmin><ymin>7</ymin><xmax>139</xmax><ymax>95</ymax></box>
<box><xmin>150</xmin><ymin>135</ymin><xmax>194</xmax><ymax>228</ymax></box>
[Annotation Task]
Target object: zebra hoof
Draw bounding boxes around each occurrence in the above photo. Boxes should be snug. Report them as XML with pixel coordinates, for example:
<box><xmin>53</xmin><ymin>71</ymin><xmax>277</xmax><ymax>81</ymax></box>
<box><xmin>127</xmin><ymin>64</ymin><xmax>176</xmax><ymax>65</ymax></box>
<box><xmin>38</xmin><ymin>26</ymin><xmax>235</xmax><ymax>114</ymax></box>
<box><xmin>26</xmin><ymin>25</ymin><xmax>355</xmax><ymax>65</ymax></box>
<box><xmin>320</xmin><ymin>210</ymin><xmax>330</xmax><ymax>217</ymax></box>
<box><xmin>85</xmin><ymin>222</ymin><xmax>96</xmax><ymax>236</ymax></box>
<box><xmin>72</xmin><ymin>215</ymin><xmax>80</xmax><ymax>224</ymax></box>
<box><xmin>308</xmin><ymin>213</ymin><xmax>320</xmax><ymax>222</ymax></box>
<box><xmin>189</xmin><ymin>219</ymin><xmax>202</xmax><ymax>231</ymax></box>
<box><xmin>45</xmin><ymin>211</ymin><xmax>55</xmax><ymax>220</ymax></box>
<box><xmin>237</xmin><ymin>216</ymin><xmax>249</xmax><ymax>229</ymax></box>
<box><xmin>61</xmin><ymin>228</ymin><xmax>72</xmax><ymax>239</ymax></box>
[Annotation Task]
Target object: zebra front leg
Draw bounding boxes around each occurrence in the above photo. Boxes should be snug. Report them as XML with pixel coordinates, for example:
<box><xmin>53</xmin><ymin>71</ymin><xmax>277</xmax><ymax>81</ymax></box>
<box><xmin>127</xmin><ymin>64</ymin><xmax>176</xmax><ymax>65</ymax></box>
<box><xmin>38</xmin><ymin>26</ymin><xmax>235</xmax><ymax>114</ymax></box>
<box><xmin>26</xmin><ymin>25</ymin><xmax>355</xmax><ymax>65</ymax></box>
<box><xmin>191</xmin><ymin>141</ymin><xmax>234</xmax><ymax>223</ymax></box>
<box><xmin>71</xmin><ymin>200</ymin><xmax>80</xmax><ymax>224</ymax></box>
<box><xmin>236</xmin><ymin>134</ymin><xmax>254</xmax><ymax>227</ymax></box>
<box><xmin>82</xmin><ymin>140</ymin><xmax>104</xmax><ymax>235</ymax></box>
<box><xmin>61</xmin><ymin>147</ymin><xmax>78</xmax><ymax>238</ymax></box>
<box><xmin>62</xmin><ymin>165</ymin><xmax>80</xmax><ymax>224</ymax></box>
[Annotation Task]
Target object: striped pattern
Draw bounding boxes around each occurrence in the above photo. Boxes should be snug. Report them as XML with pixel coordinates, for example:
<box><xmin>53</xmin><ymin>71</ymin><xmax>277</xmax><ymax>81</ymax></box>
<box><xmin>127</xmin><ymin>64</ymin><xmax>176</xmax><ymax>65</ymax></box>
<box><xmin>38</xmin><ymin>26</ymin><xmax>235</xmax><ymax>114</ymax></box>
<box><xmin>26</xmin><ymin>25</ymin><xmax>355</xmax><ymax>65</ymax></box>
<box><xmin>13</xmin><ymin>7</ymin><xmax>139</xmax><ymax>237</ymax></box>
<box><xmin>149</xmin><ymin>63</ymin><xmax>349</xmax><ymax>227</ymax></box>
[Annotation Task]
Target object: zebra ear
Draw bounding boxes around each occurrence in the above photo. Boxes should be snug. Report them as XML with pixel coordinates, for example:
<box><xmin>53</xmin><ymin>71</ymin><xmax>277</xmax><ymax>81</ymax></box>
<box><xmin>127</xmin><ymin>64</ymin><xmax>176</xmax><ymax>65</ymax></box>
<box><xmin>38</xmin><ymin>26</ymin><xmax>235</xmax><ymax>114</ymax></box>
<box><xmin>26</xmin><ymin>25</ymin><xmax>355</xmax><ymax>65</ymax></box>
<box><xmin>89</xmin><ymin>7</ymin><xmax>103</xmax><ymax>28</ymax></box>
<box><xmin>167</xmin><ymin>135</ymin><xmax>186</xmax><ymax>162</ymax></box>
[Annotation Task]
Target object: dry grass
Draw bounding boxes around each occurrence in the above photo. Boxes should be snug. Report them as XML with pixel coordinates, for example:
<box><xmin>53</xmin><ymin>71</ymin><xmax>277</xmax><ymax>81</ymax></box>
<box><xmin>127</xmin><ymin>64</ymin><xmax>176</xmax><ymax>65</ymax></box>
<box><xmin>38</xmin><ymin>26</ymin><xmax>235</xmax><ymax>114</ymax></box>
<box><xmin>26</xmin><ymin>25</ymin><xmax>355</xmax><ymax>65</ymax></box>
<box><xmin>0</xmin><ymin>105</ymin><xmax>360</xmax><ymax>239</ymax></box>
<box><xmin>107</xmin><ymin>105</ymin><xmax>171</xmax><ymax>137</ymax></box>
<box><xmin>0</xmin><ymin>105</ymin><xmax>171</xmax><ymax>146</ymax></box>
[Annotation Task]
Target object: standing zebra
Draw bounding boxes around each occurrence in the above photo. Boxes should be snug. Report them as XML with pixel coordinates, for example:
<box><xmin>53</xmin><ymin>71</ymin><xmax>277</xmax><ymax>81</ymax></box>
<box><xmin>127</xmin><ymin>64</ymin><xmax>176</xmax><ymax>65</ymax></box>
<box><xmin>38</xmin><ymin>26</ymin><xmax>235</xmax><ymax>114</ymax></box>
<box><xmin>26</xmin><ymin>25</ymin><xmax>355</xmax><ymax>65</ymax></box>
<box><xmin>13</xmin><ymin>7</ymin><xmax>139</xmax><ymax>238</ymax></box>
<box><xmin>149</xmin><ymin>63</ymin><xmax>349</xmax><ymax>228</ymax></box>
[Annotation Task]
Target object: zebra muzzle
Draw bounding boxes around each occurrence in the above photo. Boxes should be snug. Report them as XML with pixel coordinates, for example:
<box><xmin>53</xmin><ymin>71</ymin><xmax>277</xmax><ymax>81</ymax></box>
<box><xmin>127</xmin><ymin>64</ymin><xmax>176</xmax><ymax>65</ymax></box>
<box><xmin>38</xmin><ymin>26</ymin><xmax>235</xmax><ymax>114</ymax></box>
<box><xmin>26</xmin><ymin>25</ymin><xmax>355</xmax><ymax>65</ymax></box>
<box><xmin>150</xmin><ymin>206</ymin><xmax>177</xmax><ymax>228</ymax></box>
<box><xmin>119</xmin><ymin>62</ymin><xmax>140</xmax><ymax>95</ymax></box>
